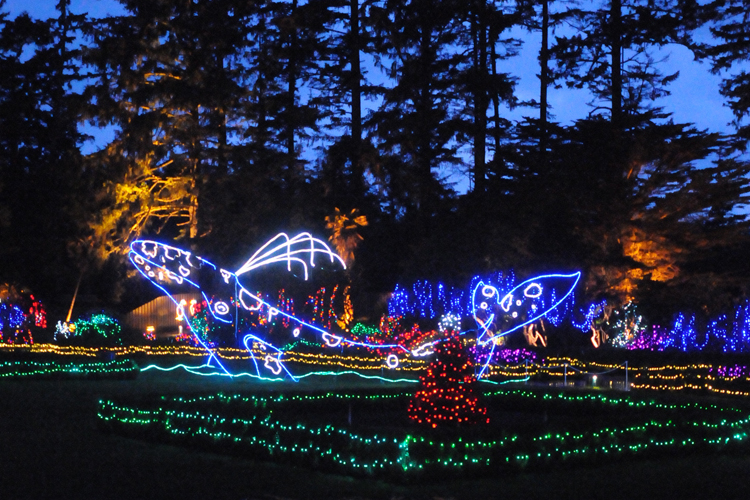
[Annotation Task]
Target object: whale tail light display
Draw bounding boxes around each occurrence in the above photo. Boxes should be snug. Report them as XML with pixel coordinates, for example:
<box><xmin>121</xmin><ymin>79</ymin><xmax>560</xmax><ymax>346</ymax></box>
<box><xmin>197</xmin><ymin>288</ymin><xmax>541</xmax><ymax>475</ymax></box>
<box><xmin>470</xmin><ymin>272</ymin><xmax>581</xmax><ymax>377</ymax></box>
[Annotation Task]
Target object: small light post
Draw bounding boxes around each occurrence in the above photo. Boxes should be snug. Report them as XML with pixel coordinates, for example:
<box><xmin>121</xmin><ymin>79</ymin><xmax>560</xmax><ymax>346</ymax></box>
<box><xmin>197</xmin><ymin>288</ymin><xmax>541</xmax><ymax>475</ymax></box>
<box><xmin>625</xmin><ymin>361</ymin><xmax>629</xmax><ymax>391</ymax></box>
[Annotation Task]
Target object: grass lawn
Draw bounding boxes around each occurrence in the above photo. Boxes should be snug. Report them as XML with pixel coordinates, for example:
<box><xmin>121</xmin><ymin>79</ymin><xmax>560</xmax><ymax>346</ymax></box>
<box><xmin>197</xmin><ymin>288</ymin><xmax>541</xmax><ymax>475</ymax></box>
<box><xmin>2</xmin><ymin>359</ymin><xmax>750</xmax><ymax>499</ymax></box>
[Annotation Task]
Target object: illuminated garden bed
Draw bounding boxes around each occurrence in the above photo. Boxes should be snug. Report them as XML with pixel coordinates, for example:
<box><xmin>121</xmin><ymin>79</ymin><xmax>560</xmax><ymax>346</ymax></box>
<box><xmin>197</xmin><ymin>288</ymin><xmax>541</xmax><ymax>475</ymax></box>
<box><xmin>97</xmin><ymin>386</ymin><xmax>750</xmax><ymax>478</ymax></box>
<box><xmin>0</xmin><ymin>358</ymin><xmax>139</xmax><ymax>380</ymax></box>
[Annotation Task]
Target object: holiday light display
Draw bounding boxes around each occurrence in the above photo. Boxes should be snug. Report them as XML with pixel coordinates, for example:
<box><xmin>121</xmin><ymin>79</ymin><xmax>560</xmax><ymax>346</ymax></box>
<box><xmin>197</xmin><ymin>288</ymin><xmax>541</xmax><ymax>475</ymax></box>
<box><xmin>471</xmin><ymin>272</ymin><xmax>580</xmax><ymax>344</ymax></box>
<box><xmin>15</xmin><ymin>333</ymin><xmax>750</xmax><ymax>398</ymax></box>
<box><xmin>345</xmin><ymin>318</ymin><xmax>438</xmax><ymax>358</ymax></box>
<box><xmin>0</xmin><ymin>359</ymin><xmax>138</xmax><ymax>379</ymax></box>
<box><xmin>144</xmin><ymin>326</ymin><xmax>156</xmax><ymax>341</ymax></box>
<box><xmin>0</xmin><ymin>292</ymin><xmax>45</xmax><ymax>344</ymax></box>
<box><xmin>387</xmin><ymin>272</ymin><xmax>601</xmax><ymax>362</ymax></box>
<box><xmin>29</xmin><ymin>296</ymin><xmax>46</xmax><ymax>329</ymax></box>
<box><xmin>388</xmin><ymin>272</ymin><xmax>518</xmax><ymax>318</ymax></box>
<box><xmin>98</xmin><ymin>386</ymin><xmax>750</xmax><ymax>478</ymax></box>
<box><xmin>602</xmin><ymin>302</ymin><xmax>648</xmax><ymax>348</ymax></box>
<box><xmin>55</xmin><ymin>315</ymin><xmax>121</xmax><ymax>344</ymax></box>
<box><xmin>54</xmin><ymin>314</ymin><xmax>123</xmax><ymax>345</ymax></box>
<box><xmin>77</xmin><ymin>314</ymin><xmax>121</xmax><ymax>339</ymax></box>
<box><xmin>471</xmin><ymin>272</ymin><xmax>580</xmax><ymax>377</ymax></box>
<box><xmin>408</xmin><ymin>317</ymin><xmax>489</xmax><ymax>428</ymax></box>
<box><xmin>630</xmin><ymin>362</ymin><xmax>750</xmax><ymax>396</ymax></box>
<box><xmin>0</xmin><ymin>342</ymin><xmax>427</xmax><ymax>373</ymax></box>
<box><xmin>0</xmin><ymin>302</ymin><xmax>28</xmax><ymax>343</ymax></box>
<box><xmin>580</xmin><ymin>299</ymin><xmax>750</xmax><ymax>354</ymax></box>
<box><xmin>389</xmin><ymin>271</ymin><xmax>581</xmax><ymax>331</ymax></box>
<box><xmin>328</xmin><ymin>271</ymin><xmax>583</xmax><ymax>379</ymax></box>
<box><xmin>131</xmin><ymin>233</ymin><xmax>449</xmax><ymax>378</ymax></box>
<box><xmin>476</xmin><ymin>347</ymin><xmax>538</xmax><ymax>366</ymax></box>
<box><xmin>55</xmin><ymin>321</ymin><xmax>75</xmax><ymax>341</ymax></box>
<box><xmin>131</xmin><ymin>233</ymin><xmax>349</xmax><ymax>375</ymax></box>
<box><xmin>438</xmin><ymin>313</ymin><xmax>462</xmax><ymax>333</ymax></box>
<box><xmin>131</xmin><ymin>233</ymin><xmax>590</xmax><ymax>378</ymax></box>
<box><xmin>522</xmin><ymin>323</ymin><xmax>547</xmax><ymax>347</ymax></box>
<box><xmin>132</xmin><ymin>355</ymin><xmax>750</xmax><ymax>395</ymax></box>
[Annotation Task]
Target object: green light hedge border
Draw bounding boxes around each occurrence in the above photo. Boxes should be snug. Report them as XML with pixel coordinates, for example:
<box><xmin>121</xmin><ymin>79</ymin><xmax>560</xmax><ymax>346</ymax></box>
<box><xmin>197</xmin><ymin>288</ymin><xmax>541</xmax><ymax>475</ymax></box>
<box><xmin>97</xmin><ymin>388</ymin><xmax>750</xmax><ymax>478</ymax></box>
<box><xmin>0</xmin><ymin>359</ymin><xmax>139</xmax><ymax>380</ymax></box>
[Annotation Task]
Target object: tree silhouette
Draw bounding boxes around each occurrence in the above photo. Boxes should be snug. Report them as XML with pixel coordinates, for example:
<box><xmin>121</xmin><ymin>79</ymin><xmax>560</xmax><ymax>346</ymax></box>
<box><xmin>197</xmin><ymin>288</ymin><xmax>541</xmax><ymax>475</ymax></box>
<box><xmin>703</xmin><ymin>0</ymin><xmax>750</xmax><ymax>150</ymax></box>
<box><xmin>455</xmin><ymin>0</ymin><xmax>519</xmax><ymax>194</ymax></box>
<box><xmin>0</xmin><ymin>0</ymin><xmax>88</xmax><ymax>311</ymax></box>
<box><xmin>368</xmin><ymin>0</ymin><xmax>463</xmax><ymax>217</ymax></box>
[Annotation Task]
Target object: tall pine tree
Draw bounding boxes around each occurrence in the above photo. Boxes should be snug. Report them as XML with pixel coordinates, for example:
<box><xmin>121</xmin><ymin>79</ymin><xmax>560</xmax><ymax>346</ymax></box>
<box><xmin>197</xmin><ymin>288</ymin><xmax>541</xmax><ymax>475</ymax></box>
<box><xmin>0</xmin><ymin>1</ymin><xmax>88</xmax><ymax>312</ymax></box>
<box><xmin>368</xmin><ymin>0</ymin><xmax>464</xmax><ymax>217</ymax></box>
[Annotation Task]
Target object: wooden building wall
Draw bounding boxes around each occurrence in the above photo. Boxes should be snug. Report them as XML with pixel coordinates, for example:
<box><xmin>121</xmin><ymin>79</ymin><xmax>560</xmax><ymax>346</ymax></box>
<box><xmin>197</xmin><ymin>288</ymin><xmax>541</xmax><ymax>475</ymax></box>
<box><xmin>124</xmin><ymin>293</ymin><xmax>202</xmax><ymax>334</ymax></box>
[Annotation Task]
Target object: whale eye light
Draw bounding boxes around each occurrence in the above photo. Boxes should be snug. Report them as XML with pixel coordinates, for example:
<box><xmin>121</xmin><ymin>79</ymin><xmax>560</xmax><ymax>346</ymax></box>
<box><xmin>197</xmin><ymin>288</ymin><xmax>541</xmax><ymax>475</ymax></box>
<box><xmin>214</xmin><ymin>301</ymin><xmax>230</xmax><ymax>315</ymax></box>
<box><xmin>481</xmin><ymin>286</ymin><xmax>496</xmax><ymax>298</ymax></box>
<box><xmin>480</xmin><ymin>302</ymin><xmax>488</xmax><ymax>310</ymax></box>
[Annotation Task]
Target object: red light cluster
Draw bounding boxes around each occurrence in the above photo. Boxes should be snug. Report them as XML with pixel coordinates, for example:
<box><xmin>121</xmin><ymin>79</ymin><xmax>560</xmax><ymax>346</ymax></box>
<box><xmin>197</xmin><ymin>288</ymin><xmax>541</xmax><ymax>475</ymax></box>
<box><xmin>408</xmin><ymin>331</ymin><xmax>489</xmax><ymax>428</ymax></box>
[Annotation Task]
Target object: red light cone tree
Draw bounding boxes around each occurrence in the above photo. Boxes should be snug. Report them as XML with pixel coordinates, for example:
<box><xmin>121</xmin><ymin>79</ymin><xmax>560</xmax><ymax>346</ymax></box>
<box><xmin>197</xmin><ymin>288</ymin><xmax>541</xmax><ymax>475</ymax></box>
<box><xmin>408</xmin><ymin>315</ymin><xmax>489</xmax><ymax>428</ymax></box>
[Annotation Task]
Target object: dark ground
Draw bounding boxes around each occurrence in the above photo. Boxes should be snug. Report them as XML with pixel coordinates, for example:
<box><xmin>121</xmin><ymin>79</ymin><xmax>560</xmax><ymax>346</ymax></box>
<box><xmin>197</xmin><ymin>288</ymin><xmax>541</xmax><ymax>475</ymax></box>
<box><xmin>2</xmin><ymin>364</ymin><xmax>750</xmax><ymax>499</ymax></box>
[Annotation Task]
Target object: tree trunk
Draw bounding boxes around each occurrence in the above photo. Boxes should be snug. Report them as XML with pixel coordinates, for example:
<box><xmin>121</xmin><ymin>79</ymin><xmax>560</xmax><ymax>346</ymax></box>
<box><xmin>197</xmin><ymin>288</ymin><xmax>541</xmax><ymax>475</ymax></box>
<box><xmin>610</xmin><ymin>0</ymin><xmax>622</xmax><ymax>127</ymax></box>
<box><xmin>287</xmin><ymin>0</ymin><xmax>298</xmax><ymax>187</ymax></box>
<box><xmin>350</xmin><ymin>0</ymin><xmax>363</xmax><ymax>196</ymax></box>
<box><xmin>540</xmin><ymin>0</ymin><xmax>549</xmax><ymax>157</ymax></box>
<box><xmin>490</xmin><ymin>22</ymin><xmax>503</xmax><ymax>177</ymax></box>
<box><xmin>472</xmin><ymin>0</ymin><xmax>487</xmax><ymax>194</ymax></box>
<box><xmin>417</xmin><ymin>14</ymin><xmax>432</xmax><ymax>211</ymax></box>
<box><xmin>190</xmin><ymin>108</ymin><xmax>201</xmax><ymax>239</ymax></box>
<box><xmin>54</xmin><ymin>0</ymin><xmax>70</xmax><ymax>163</ymax></box>
<box><xmin>217</xmin><ymin>53</ymin><xmax>228</xmax><ymax>173</ymax></box>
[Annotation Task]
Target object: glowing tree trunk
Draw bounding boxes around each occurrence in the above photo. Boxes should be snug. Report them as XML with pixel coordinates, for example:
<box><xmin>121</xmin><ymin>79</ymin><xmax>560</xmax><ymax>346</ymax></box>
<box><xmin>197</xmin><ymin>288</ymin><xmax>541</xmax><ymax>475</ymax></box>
<box><xmin>408</xmin><ymin>327</ymin><xmax>489</xmax><ymax>428</ymax></box>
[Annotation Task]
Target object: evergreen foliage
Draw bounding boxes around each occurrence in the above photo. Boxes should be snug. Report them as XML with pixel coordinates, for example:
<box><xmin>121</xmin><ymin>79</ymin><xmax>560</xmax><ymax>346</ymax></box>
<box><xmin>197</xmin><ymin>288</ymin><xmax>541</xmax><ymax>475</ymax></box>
<box><xmin>704</xmin><ymin>0</ymin><xmax>750</xmax><ymax>149</ymax></box>
<box><xmin>0</xmin><ymin>0</ymin><xmax>89</xmax><ymax>313</ymax></box>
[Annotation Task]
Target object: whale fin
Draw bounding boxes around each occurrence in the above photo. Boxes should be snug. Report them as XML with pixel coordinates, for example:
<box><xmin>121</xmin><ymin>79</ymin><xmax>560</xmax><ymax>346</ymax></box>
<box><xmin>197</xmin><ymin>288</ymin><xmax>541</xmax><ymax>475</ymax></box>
<box><xmin>235</xmin><ymin>232</ymin><xmax>346</xmax><ymax>280</ymax></box>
